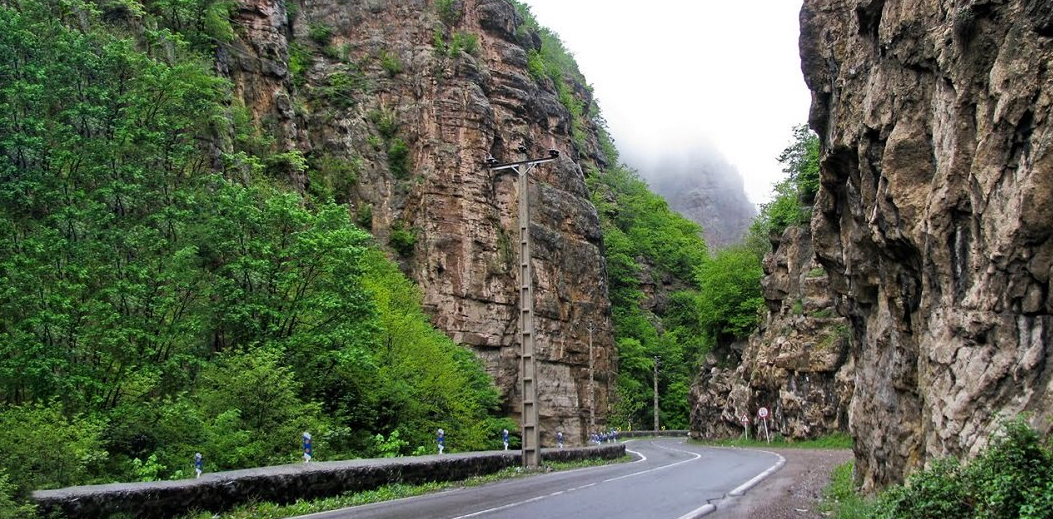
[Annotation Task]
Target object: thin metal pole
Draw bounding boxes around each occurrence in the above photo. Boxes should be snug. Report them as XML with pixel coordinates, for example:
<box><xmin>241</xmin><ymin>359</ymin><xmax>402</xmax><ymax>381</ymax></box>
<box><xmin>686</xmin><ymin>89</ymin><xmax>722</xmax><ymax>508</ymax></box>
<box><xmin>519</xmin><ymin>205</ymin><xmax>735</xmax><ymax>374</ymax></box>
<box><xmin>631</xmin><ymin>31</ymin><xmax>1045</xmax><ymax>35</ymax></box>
<box><xmin>588</xmin><ymin>324</ymin><xmax>595</xmax><ymax>428</ymax></box>
<box><xmin>653</xmin><ymin>356</ymin><xmax>660</xmax><ymax>432</ymax></box>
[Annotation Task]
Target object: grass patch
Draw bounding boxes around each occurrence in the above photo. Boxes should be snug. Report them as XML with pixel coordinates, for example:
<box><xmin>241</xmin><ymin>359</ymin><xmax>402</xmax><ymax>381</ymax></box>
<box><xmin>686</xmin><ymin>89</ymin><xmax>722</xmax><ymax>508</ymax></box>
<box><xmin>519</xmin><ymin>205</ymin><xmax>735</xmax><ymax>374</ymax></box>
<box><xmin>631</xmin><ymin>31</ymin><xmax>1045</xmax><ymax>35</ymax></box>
<box><xmin>182</xmin><ymin>457</ymin><xmax>632</xmax><ymax>519</ymax></box>
<box><xmin>696</xmin><ymin>432</ymin><xmax>853</xmax><ymax>450</ymax></box>
<box><xmin>545</xmin><ymin>455</ymin><xmax>633</xmax><ymax>471</ymax></box>
<box><xmin>819</xmin><ymin>461</ymin><xmax>877</xmax><ymax>519</ymax></box>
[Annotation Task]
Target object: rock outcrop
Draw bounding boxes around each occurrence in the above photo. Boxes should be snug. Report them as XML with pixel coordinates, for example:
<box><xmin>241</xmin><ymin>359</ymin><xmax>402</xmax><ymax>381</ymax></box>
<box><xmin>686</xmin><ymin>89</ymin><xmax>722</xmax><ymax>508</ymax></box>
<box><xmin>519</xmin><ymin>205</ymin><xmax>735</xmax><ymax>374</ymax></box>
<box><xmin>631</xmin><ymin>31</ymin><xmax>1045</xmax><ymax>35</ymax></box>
<box><xmin>637</xmin><ymin>154</ymin><xmax>757</xmax><ymax>249</ymax></box>
<box><xmin>689</xmin><ymin>226</ymin><xmax>852</xmax><ymax>440</ymax></box>
<box><xmin>221</xmin><ymin>0</ymin><xmax>616</xmax><ymax>444</ymax></box>
<box><xmin>800</xmin><ymin>0</ymin><xmax>1053</xmax><ymax>490</ymax></box>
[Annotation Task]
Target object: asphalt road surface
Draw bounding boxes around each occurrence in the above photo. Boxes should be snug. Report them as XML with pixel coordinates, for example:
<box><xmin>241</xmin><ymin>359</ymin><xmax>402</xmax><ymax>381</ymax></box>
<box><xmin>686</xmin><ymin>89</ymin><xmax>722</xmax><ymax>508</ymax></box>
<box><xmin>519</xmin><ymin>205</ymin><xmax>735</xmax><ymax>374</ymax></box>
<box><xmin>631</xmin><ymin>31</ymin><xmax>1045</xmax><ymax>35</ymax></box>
<box><xmin>292</xmin><ymin>439</ymin><xmax>783</xmax><ymax>519</ymax></box>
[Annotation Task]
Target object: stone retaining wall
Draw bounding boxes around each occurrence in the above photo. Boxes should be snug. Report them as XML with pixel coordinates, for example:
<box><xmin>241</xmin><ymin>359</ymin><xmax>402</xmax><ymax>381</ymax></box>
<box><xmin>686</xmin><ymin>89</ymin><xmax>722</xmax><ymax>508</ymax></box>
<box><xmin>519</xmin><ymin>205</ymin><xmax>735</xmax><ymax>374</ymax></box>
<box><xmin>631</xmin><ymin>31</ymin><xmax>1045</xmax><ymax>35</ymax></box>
<box><xmin>33</xmin><ymin>445</ymin><xmax>624</xmax><ymax>519</ymax></box>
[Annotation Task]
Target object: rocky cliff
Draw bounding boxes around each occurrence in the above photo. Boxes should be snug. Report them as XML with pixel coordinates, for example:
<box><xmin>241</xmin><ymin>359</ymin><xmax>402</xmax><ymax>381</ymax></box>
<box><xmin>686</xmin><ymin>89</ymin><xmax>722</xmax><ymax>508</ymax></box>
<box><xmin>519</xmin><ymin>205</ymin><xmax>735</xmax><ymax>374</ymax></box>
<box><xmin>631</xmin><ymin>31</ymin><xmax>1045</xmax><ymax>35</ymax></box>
<box><xmin>800</xmin><ymin>0</ymin><xmax>1053</xmax><ymax>490</ymax></box>
<box><xmin>222</xmin><ymin>0</ymin><xmax>615</xmax><ymax>444</ymax></box>
<box><xmin>689</xmin><ymin>225</ymin><xmax>852</xmax><ymax>440</ymax></box>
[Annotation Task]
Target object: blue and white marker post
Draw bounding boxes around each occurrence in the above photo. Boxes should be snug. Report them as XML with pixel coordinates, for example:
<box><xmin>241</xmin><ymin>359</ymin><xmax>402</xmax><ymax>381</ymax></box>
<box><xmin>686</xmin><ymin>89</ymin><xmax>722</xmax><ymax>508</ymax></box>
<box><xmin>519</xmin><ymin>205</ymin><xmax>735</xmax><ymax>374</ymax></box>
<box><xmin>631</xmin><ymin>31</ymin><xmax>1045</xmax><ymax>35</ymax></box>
<box><xmin>302</xmin><ymin>431</ymin><xmax>313</xmax><ymax>463</ymax></box>
<box><xmin>437</xmin><ymin>428</ymin><xmax>445</xmax><ymax>454</ymax></box>
<box><xmin>502</xmin><ymin>428</ymin><xmax>509</xmax><ymax>451</ymax></box>
<box><xmin>557</xmin><ymin>431</ymin><xmax>564</xmax><ymax>449</ymax></box>
<box><xmin>194</xmin><ymin>453</ymin><xmax>202</xmax><ymax>479</ymax></box>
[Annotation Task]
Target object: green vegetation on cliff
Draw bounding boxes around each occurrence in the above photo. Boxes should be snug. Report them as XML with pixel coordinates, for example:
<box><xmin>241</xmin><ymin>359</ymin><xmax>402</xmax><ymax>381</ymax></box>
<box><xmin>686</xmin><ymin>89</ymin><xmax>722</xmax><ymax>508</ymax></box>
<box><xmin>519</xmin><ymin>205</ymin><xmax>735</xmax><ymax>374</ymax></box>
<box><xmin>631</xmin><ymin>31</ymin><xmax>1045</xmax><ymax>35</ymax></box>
<box><xmin>0</xmin><ymin>0</ymin><xmax>510</xmax><ymax>508</ymax></box>
<box><xmin>822</xmin><ymin>419</ymin><xmax>1053</xmax><ymax>519</ymax></box>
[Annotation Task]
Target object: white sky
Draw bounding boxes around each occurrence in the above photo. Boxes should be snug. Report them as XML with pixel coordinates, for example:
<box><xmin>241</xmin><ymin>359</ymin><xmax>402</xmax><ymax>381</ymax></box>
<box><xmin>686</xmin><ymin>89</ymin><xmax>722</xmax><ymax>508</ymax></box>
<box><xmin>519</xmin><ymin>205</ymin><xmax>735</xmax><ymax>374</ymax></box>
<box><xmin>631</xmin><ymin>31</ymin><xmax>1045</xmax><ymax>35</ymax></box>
<box><xmin>521</xmin><ymin>1</ymin><xmax>813</xmax><ymax>204</ymax></box>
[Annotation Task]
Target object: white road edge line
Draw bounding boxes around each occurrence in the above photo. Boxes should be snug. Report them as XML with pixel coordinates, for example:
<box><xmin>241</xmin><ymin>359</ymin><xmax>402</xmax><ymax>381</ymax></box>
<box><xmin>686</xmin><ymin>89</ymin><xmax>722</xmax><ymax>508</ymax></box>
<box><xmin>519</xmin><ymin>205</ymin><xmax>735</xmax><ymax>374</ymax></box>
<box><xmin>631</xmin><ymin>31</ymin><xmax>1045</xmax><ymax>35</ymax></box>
<box><xmin>674</xmin><ymin>447</ymin><xmax>786</xmax><ymax>519</ymax></box>
<box><xmin>728</xmin><ymin>450</ymin><xmax>786</xmax><ymax>497</ymax></box>
<box><xmin>675</xmin><ymin>503</ymin><xmax>716</xmax><ymax>519</ymax></box>
<box><xmin>450</xmin><ymin>441</ymin><xmax>698</xmax><ymax>519</ymax></box>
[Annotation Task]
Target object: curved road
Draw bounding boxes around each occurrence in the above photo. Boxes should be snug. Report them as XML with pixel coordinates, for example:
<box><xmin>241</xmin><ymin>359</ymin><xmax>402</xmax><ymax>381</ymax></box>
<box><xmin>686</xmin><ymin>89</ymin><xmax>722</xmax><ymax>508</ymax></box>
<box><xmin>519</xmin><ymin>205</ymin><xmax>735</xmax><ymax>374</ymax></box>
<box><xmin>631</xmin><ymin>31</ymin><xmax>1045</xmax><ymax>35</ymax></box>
<box><xmin>293</xmin><ymin>439</ymin><xmax>783</xmax><ymax>519</ymax></box>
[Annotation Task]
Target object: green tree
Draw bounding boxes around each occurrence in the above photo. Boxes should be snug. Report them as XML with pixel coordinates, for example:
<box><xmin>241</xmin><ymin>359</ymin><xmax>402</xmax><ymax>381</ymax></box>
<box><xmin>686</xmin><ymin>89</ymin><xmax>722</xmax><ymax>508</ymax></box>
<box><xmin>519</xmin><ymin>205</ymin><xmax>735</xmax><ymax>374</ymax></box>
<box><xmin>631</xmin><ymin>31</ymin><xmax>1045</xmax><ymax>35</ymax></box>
<box><xmin>695</xmin><ymin>246</ymin><xmax>764</xmax><ymax>347</ymax></box>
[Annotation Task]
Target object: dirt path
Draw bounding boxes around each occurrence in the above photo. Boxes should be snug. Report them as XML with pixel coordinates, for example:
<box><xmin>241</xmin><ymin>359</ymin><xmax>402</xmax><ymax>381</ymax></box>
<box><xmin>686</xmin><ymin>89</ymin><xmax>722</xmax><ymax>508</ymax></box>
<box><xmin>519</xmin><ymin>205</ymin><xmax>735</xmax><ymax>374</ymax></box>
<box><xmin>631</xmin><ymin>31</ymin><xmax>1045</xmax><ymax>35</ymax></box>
<box><xmin>715</xmin><ymin>448</ymin><xmax>853</xmax><ymax>518</ymax></box>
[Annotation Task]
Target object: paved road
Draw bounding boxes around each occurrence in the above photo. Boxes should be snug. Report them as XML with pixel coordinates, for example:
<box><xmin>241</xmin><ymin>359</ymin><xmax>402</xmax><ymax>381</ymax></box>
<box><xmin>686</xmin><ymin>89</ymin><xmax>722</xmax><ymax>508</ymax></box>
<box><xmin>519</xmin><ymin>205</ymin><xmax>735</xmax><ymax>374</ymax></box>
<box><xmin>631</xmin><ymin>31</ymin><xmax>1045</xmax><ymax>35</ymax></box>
<box><xmin>293</xmin><ymin>439</ymin><xmax>782</xmax><ymax>519</ymax></box>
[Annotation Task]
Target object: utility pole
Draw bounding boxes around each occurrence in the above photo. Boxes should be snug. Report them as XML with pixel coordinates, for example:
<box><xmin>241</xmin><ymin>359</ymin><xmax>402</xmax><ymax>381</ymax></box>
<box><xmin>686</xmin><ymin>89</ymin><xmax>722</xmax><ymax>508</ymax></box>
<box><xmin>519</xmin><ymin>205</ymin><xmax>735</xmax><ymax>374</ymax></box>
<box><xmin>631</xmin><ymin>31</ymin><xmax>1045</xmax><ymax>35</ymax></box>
<box><xmin>487</xmin><ymin>146</ymin><xmax>559</xmax><ymax>468</ymax></box>
<box><xmin>588</xmin><ymin>323</ymin><xmax>595</xmax><ymax>428</ymax></box>
<box><xmin>653</xmin><ymin>355</ymin><xmax>660</xmax><ymax>432</ymax></box>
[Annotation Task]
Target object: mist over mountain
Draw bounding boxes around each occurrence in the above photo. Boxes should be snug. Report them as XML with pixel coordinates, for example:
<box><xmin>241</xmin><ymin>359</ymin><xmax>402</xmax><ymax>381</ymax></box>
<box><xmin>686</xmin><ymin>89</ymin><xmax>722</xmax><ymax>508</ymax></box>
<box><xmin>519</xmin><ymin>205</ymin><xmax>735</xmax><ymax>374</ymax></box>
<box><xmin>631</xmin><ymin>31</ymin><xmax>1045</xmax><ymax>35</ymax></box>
<box><xmin>625</xmin><ymin>149</ymin><xmax>757</xmax><ymax>249</ymax></box>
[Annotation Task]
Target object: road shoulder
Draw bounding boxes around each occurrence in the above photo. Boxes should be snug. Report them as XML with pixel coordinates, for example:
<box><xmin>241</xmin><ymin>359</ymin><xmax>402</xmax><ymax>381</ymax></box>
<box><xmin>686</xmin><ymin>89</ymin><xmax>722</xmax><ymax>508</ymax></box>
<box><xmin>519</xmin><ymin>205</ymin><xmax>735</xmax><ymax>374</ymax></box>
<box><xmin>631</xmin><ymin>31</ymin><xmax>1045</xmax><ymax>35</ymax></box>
<box><xmin>713</xmin><ymin>448</ymin><xmax>852</xmax><ymax>518</ymax></box>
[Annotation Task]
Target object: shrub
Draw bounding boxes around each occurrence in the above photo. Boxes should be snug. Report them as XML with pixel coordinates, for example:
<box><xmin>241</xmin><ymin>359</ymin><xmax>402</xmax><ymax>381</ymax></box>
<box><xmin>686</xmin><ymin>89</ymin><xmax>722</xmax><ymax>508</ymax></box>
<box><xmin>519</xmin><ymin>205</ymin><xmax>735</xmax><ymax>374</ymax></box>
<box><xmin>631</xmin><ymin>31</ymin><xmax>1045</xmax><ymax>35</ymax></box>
<box><xmin>370</xmin><ymin>108</ymin><xmax>399</xmax><ymax>139</ymax></box>
<box><xmin>873</xmin><ymin>418</ymin><xmax>1053</xmax><ymax>519</ymax></box>
<box><xmin>388</xmin><ymin>222</ymin><xmax>416</xmax><ymax>256</ymax></box>
<box><xmin>436</xmin><ymin>0</ymin><xmax>460</xmax><ymax>26</ymax></box>
<box><xmin>387</xmin><ymin>138</ymin><xmax>411</xmax><ymax>178</ymax></box>
<box><xmin>288</xmin><ymin>42</ymin><xmax>312</xmax><ymax>87</ymax></box>
<box><xmin>388</xmin><ymin>221</ymin><xmax>417</xmax><ymax>256</ymax></box>
<box><xmin>308</xmin><ymin>23</ymin><xmax>334</xmax><ymax>45</ymax></box>
<box><xmin>321</xmin><ymin>69</ymin><xmax>368</xmax><ymax>109</ymax></box>
<box><xmin>379</xmin><ymin>50</ymin><xmax>402</xmax><ymax>77</ymax></box>
<box><xmin>0</xmin><ymin>468</ymin><xmax>36</xmax><ymax>518</ymax></box>
<box><xmin>0</xmin><ymin>403</ymin><xmax>107</xmax><ymax>494</ymax></box>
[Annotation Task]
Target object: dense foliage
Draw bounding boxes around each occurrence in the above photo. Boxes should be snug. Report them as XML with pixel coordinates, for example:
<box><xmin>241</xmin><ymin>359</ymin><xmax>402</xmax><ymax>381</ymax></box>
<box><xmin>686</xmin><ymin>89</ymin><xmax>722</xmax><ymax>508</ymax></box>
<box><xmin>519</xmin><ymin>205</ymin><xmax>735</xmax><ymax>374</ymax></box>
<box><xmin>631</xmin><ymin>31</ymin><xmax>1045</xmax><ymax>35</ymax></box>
<box><xmin>0</xmin><ymin>0</ymin><xmax>507</xmax><ymax>509</ymax></box>
<box><xmin>822</xmin><ymin>419</ymin><xmax>1053</xmax><ymax>519</ymax></box>
<box><xmin>746</xmin><ymin>124</ymin><xmax>821</xmax><ymax>253</ymax></box>
<box><xmin>587</xmin><ymin>165</ymin><xmax>709</xmax><ymax>430</ymax></box>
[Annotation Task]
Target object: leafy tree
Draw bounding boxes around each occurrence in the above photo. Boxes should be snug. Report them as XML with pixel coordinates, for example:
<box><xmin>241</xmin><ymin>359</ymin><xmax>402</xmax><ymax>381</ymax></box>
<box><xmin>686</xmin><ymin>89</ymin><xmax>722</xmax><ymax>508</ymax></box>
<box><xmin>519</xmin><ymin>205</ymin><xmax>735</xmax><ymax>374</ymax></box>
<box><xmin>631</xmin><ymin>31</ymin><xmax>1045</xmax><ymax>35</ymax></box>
<box><xmin>0</xmin><ymin>0</ymin><xmax>515</xmax><ymax>497</ymax></box>
<box><xmin>695</xmin><ymin>246</ymin><xmax>764</xmax><ymax>348</ymax></box>
<box><xmin>748</xmin><ymin>124</ymin><xmax>821</xmax><ymax>250</ymax></box>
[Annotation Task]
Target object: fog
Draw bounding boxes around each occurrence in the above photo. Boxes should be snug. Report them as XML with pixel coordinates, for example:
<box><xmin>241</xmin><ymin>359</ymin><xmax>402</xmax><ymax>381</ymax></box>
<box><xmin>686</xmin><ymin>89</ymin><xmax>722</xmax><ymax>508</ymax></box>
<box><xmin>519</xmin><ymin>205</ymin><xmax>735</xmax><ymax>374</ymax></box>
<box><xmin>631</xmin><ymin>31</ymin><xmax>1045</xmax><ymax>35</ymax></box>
<box><xmin>522</xmin><ymin>0</ymin><xmax>812</xmax><ymax>205</ymax></box>
<box><xmin>625</xmin><ymin>145</ymin><xmax>757</xmax><ymax>248</ymax></box>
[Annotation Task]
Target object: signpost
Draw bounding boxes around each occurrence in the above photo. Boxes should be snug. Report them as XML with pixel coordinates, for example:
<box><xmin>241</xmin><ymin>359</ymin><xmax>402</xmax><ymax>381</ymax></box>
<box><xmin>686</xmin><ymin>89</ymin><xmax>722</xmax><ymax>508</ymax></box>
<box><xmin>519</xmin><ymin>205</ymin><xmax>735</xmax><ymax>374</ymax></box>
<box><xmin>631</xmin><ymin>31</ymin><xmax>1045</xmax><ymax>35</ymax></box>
<box><xmin>758</xmin><ymin>407</ymin><xmax>771</xmax><ymax>444</ymax></box>
<box><xmin>740</xmin><ymin>414</ymin><xmax>750</xmax><ymax>440</ymax></box>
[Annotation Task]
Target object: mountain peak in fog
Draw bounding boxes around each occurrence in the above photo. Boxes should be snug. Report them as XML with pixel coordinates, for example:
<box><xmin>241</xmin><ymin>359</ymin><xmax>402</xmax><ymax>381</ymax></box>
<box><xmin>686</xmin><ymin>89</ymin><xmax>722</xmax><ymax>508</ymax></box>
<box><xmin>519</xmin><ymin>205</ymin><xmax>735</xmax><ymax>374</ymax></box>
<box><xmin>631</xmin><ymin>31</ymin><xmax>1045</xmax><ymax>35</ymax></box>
<box><xmin>628</xmin><ymin>150</ymin><xmax>757</xmax><ymax>249</ymax></box>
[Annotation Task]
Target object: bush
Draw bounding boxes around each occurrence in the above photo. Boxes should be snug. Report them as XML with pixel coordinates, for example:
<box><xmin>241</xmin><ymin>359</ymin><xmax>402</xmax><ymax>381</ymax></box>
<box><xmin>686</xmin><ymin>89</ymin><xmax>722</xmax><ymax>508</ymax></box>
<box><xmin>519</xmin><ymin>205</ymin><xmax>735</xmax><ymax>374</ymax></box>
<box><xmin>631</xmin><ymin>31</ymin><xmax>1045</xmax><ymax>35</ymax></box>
<box><xmin>0</xmin><ymin>404</ymin><xmax>106</xmax><ymax>494</ymax></box>
<box><xmin>379</xmin><ymin>50</ymin><xmax>402</xmax><ymax>77</ymax></box>
<box><xmin>873</xmin><ymin>418</ymin><xmax>1053</xmax><ymax>519</ymax></box>
<box><xmin>876</xmin><ymin>458</ymin><xmax>969</xmax><ymax>519</ymax></box>
<box><xmin>387</xmin><ymin>138</ymin><xmax>411</xmax><ymax>178</ymax></box>
<box><xmin>964</xmin><ymin>418</ymin><xmax>1053</xmax><ymax>518</ymax></box>
<box><xmin>0</xmin><ymin>468</ymin><xmax>36</xmax><ymax>519</ymax></box>
<box><xmin>308</xmin><ymin>23</ymin><xmax>334</xmax><ymax>46</ymax></box>
<box><xmin>388</xmin><ymin>221</ymin><xmax>417</xmax><ymax>256</ymax></box>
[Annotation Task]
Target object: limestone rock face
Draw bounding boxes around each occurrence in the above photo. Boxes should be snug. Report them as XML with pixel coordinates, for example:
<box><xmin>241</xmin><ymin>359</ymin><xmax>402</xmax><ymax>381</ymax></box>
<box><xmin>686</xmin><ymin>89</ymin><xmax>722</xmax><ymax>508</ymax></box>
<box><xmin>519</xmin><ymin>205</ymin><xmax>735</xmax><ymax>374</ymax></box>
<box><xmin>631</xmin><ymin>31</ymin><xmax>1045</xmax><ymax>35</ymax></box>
<box><xmin>689</xmin><ymin>226</ymin><xmax>852</xmax><ymax>441</ymax></box>
<box><xmin>800</xmin><ymin>0</ymin><xmax>1053</xmax><ymax>490</ymax></box>
<box><xmin>222</xmin><ymin>0</ymin><xmax>615</xmax><ymax>444</ymax></box>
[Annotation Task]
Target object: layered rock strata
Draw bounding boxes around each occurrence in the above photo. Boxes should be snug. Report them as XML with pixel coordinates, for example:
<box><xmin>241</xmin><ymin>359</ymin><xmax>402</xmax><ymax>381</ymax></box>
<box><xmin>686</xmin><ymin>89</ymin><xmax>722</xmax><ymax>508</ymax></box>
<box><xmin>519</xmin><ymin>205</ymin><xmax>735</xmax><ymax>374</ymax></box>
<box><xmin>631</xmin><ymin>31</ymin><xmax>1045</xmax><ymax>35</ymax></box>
<box><xmin>800</xmin><ymin>0</ymin><xmax>1053</xmax><ymax>490</ymax></box>
<box><xmin>689</xmin><ymin>226</ymin><xmax>852</xmax><ymax>440</ymax></box>
<box><xmin>223</xmin><ymin>0</ymin><xmax>615</xmax><ymax>443</ymax></box>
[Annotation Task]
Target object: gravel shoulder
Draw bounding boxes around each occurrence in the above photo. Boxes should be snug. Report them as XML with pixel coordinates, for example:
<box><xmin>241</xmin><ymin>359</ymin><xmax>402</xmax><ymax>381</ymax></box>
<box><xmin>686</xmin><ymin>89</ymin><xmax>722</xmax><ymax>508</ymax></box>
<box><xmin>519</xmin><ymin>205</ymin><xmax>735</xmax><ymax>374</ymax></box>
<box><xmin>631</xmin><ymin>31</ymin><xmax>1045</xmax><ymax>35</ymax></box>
<box><xmin>713</xmin><ymin>448</ymin><xmax>853</xmax><ymax>518</ymax></box>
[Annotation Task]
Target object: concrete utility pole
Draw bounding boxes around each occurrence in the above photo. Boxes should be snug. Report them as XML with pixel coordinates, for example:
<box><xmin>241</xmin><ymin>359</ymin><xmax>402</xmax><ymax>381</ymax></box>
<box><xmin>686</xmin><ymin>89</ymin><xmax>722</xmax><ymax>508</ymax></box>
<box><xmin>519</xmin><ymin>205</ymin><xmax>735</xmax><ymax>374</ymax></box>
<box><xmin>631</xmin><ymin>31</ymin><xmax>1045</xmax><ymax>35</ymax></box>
<box><xmin>487</xmin><ymin>146</ymin><xmax>559</xmax><ymax>468</ymax></box>
<box><xmin>653</xmin><ymin>355</ymin><xmax>660</xmax><ymax>432</ymax></box>
<box><xmin>588</xmin><ymin>323</ymin><xmax>595</xmax><ymax>428</ymax></box>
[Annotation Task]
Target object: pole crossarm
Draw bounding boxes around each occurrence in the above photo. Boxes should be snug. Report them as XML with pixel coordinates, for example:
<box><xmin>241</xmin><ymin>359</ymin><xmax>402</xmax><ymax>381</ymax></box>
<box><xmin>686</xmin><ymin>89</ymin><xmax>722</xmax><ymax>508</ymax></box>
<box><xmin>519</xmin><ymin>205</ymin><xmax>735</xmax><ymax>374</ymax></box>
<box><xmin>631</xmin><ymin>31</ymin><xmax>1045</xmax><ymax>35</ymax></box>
<box><xmin>488</xmin><ymin>157</ymin><xmax>556</xmax><ymax>172</ymax></box>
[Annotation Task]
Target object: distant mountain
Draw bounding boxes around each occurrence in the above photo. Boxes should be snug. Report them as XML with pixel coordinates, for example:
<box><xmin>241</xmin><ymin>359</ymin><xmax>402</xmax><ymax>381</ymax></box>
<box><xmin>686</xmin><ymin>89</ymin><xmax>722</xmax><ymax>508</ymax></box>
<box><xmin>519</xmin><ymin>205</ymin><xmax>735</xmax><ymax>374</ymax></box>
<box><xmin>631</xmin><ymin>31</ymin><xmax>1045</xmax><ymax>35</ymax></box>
<box><xmin>629</xmin><ymin>152</ymin><xmax>757</xmax><ymax>249</ymax></box>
